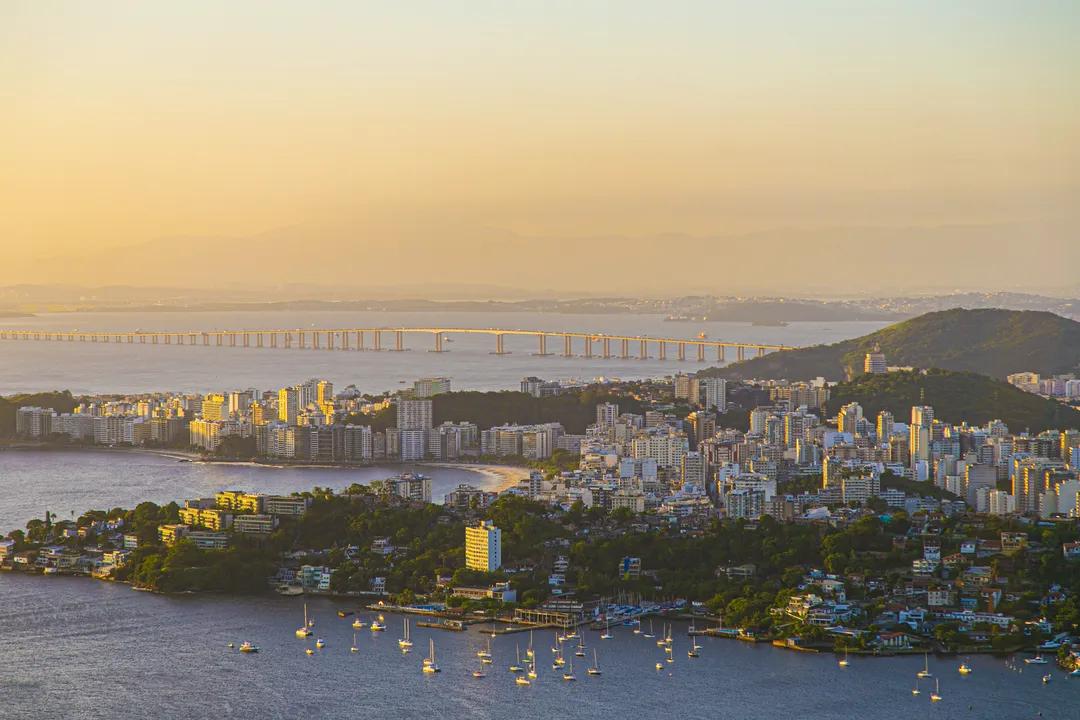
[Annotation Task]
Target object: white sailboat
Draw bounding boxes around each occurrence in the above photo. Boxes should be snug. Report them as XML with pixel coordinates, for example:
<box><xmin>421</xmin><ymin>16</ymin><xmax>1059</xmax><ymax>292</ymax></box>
<box><xmin>930</xmin><ymin>678</ymin><xmax>941</xmax><ymax>701</ymax></box>
<box><xmin>666</xmin><ymin>639</ymin><xmax>675</xmax><ymax>663</ymax></box>
<box><xmin>315</xmin><ymin>637</ymin><xmax>325</xmax><ymax>649</ymax></box>
<box><xmin>350</xmin><ymin>632</ymin><xmax>358</xmax><ymax>653</ymax></box>
<box><xmin>588</xmin><ymin>648</ymin><xmax>602</xmax><ymax>676</ymax></box>
<box><xmin>510</xmin><ymin>644</ymin><xmax>524</xmax><ymax>672</ymax></box>
<box><xmin>575</xmin><ymin>632</ymin><xmax>586</xmax><ymax>658</ymax></box>
<box><xmin>688</xmin><ymin>636</ymin><xmax>701</xmax><ymax>658</ymax></box>
<box><xmin>526</xmin><ymin>630</ymin><xmax>534</xmax><ymax>660</ymax></box>
<box><xmin>644</xmin><ymin>620</ymin><xmax>655</xmax><ymax>639</ymax></box>
<box><xmin>838</xmin><ymin>648</ymin><xmax>850</xmax><ymax>667</ymax></box>
<box><xmin>399</xmin><ymin>618</ymin><xmax>413</xmax><ymax>648</ymax></box>
<box><xmin>912</xmin><ymin>679</ymin><xmax>921</xmax><ymax>695</ymax></box>
<box><xmin>422</xmin><ymin>639</ymin><xmax>440</xmax><ymax>673</ymax></box>
<box><xmin>917</xmin><ymin>653</ymin><xmax>932</xmax><ymax>678</ymax></box>
<box><xmin>479</xmin><ymin>636</ymin><xmax>492</xmax><ymax>660</ymax></box>
<box><xmin>296</xmin><ymin>603</ymin><xmax>313</xmax><ymax>637</ymax></box>
<box><xmin>562</xmin><ymin>655</ymin><xmax>577</xmax><ymax>681</ymax></box>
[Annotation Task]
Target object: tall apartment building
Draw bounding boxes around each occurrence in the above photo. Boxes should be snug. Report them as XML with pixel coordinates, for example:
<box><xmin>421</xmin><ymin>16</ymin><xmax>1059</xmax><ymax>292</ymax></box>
<box><xmin>413</xmin><ymin>377</ymin><xmax>451</xmax><ymax>398</ymax></box>
<box><xmin>15</xmin><ymin>407</ymin><xmax>54</xmax><ymax>438</ymax></box>
<box><xmin>397</xmin><ymin>399</ymin><xmax>433</xmax><ymax>461</ymax></box>
<box><xmin>876</xmin><ymin>411</ymin><xmax>894</xmax><ymax>442</ymax></box>
<box><xmin>278</xmin><ymin>388</ymin><xmax>298</xmax><ymax>425</ymax></box>
<box><xmin>681</xmin><ymin>451</ymin><xmax>707</xmax><ymax>486</ymax></box>
<box><xmin>864</xmin><ymin>348</ymin><xmax>887</xmax><ymax>374</ymax></box>
<box><xmin>465</xmin><ymin>520</ymin><xmax>502</xmax><ymax>571</ymax></box>
<box><xmin>698</xmin><ymin>377</ymin><xmax>727</xmax><ymax>411</ymax></box>
<box><xmin>837</xmin><ymin>402</ymin><xmax>863</xmax><ymax>436</ymax></box>
<box><xmin>596</xmin><ymin>403</ymin><xmax>619</xmax><ymax>428</ymax></box>
<box><xmin>201</xmin><ymin>394</ymin><xmax>228</xmax><ymax>421</ymax></box>
<box><xmin>316</xmin><ymin>381</ymin><xmax>334</xmax><ymax>405</ymax></box>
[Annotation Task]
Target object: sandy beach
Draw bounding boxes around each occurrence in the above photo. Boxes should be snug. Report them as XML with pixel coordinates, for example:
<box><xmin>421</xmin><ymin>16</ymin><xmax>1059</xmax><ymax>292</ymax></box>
<box><xmin>416</xmin><ymin>463</ymin><xmax>530</xmax><ymax>492</ymax></box>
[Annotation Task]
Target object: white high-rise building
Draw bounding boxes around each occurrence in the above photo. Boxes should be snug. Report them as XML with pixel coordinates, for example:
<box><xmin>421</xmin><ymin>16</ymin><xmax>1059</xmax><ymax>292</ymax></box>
<box><xmin>698</xmin><ymin>378</ymin><xmax>727</xmax><ymax>412</ymax></box>
<box><xmin>397</xmin><ymin>399</ymin><xmax>433</xmax><ymax>430</ymax></box>
<box><xmin>596</xmin><ymin>403</ymin><xmax>619</xmax><ymax>428</ymax></box>
<box><xmin>413</xmin><ymin>377</ymin><xmax>451</xmax><ymax>398</ymax></box>
<box><xmin>465</xmin><ymin>520</ymin><xmax>502</xmax><ymax>572</ymax></box>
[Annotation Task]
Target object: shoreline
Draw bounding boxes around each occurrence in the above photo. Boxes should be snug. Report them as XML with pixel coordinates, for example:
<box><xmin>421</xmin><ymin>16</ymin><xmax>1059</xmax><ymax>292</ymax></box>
<box><xmin>414</xmin><ymin>462</ymin><xmax>530</xmax><ymax>492</ymax></box>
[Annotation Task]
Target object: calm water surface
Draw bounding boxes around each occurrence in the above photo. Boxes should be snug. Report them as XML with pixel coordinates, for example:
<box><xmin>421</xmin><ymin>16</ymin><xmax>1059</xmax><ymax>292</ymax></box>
<box><xmin>0</xmin><ymin>450</ymin><xmax>504</xmax><ymax>531</ymax></box>
<box><xmin>0</xmin><ymin>311</ymin><xmax>887</xmax><ymax>394</ymax></box>
<box><xmin>0</xmin><ymin>573</ymin><xmax>1068</xmax><ymax>719</ymax></box>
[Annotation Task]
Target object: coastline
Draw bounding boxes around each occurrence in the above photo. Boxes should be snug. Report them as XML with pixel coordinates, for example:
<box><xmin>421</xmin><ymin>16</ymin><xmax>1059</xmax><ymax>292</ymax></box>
<box><xmin>414</xmin><ymin>462</ymin><xmax>530</xmax><ymax>492</ymax></box>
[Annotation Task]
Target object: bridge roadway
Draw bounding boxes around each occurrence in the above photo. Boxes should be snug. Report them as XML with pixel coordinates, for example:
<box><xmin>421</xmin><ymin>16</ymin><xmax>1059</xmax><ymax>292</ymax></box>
<box><xmin>0</xmin><ymin>327</ymin><xmax>793</xmax><ymax>362</ymax></box>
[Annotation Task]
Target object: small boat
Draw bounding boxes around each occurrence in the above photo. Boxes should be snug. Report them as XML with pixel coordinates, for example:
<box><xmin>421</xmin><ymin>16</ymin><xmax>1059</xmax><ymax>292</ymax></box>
<box><xmin>527</xmin><ymin>662</ymin><xmax>537</xmax><ymax>679</ymax></box>
<box><xmin>510</xmin><ymin>645</ymin><xmax>524</xmax><ymax>672</ymax></box>
<box><xmin>315</xmin><ymin>637</ymin><xmax>325</xmax><ymax>649</ymax></box>
<box><xmin>481</xmin><ymin>656</ymin><xmax>492</xmax><ymax>664</ymax></box>
<box><xmin>479</xmin><ymin>636</ymin><xmax>492</xmax><ymax>659</ymax></box>
<box><xmin>958</xmin><ymin>662</ymin><xmax>972</xmax><ymax>675</ymax></box>
<box><xmin>655</xmin><ymin>662</ymin><xmax>663</xmax><ymax>671</ymax></box>
<box><xmin>912</xmin><ymin>679</ymin><xmax>921</xmax><ymax>696</ymax></box>
<box><xmin>1025</xmin><ymin>656</ymin><xmax>1048</xmax><ymax>665</ymax></box>
<box><xmin>1043</xmin><ymin>674</ymin><xmax>1052</xmax><ymax>684</ymax></box>
<box><xmin>399</xmin><ymin>619</ymin><xmax>413</xmax><ymax>648</ymax></box>
<box><xmin>371</xmin><ymin>620</ymin><xmax>386</xmax><ymax>632</ymax></box>
<box><xmin>930</xmin><ymin>679</ymin><xmax>942</xmax><ymax>702</ymax></box>
<box><xmin>565</xmin><ymin>631</ymin><xmax>579</xmax><ymax>640</ymax></box>
<box><xmin>587</xmin><ymin>649</ymin><xmax>602</xmax><ymax>676</ymax></box>
<box><xmin>227</xmin><ymin>643</ymin><xmax>234</xmax><ymax>648</ymax></box>
<box><xmin>352</xmin><ymin>617</ymin><xmax>367</xmax><ymax>629</ymax></box>
<box><xmin>526</xmin><ymin>631</ymin><xmax>534</xmax><ymax>659</ymax></box>
<box><xmin>296</xmin><ymin>603</ymin><xmax>313</xmax><ymax>637</ymax></box>
<box><xmin>575</xmin><ymin>635</ymin><xmax>586</xmax><ymax>658</ymax></box>
<box><xmin>516</xmin><ymin>675</ymin><xmax>531</xmax><ymax>686</ymax></box>
<box><xmin>554</xmin><ymin>654</ymin><xmax>566</xmax><ymax>666</ymax></box>
<box><xmin>688</xmin><ymin>637</ymin><xmax>701</xmax><ymax>658</ymax></box>
<box><xmin>562</xmin><ymin>657</ymin><xmax>576</xmax><ymax>681</ymax></box>
<box><xmin>351</xmin><ymin>633</ymin><xmax>358</xmax><ymax>653</ymax></box>
<box><xmin>473</xmin><ymin>669</ymin><xmax>486</xmax><ymax>678</ymax></box>
<box><xmin>337</xmin><ymin>610</ymin><xmax>353</xmax><ymax>618</ymax></box>
<box><xmin>238</xmin><ymin>642</ymin><xmax>259</xmax><ymax>653</ymax></box>
<box><xmin>305</xmin><ymin>648</ymin><xmax>314</xmax><ymax>655</ymax></box>
<box><xmin>1069</xmin><ymin>668</ymin><xmax>1080</xmax><ymax>677</ymax></box>
<box><xmin>917</xmin><ymin>653</ymin><xmax>932</xmax><ymax>678</ymax></box>
<box><xmin>422</xmin><ymin>639</ymin><xmax>440</xmax><ymax>673</ymax></box>
<box><xmin>600</xmin><ymin>630</ymin><xmax>613</xmax><ymax>640</ymax></box>
<box><xmin>838</xmin><ymin>649</ymin><xmax>850</xmax><ymax>667</ymax></box>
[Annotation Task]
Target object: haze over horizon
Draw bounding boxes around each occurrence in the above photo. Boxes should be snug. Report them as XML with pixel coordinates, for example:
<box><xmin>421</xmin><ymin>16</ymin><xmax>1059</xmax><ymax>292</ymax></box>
<box><xmin>2</xmin><ymin>1</ymin><xmax>1078</xmax><ymax>294</ymax></box>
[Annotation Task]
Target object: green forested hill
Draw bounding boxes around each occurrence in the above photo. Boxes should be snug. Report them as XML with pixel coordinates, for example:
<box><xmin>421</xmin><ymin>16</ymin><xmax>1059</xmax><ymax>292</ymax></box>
<box><xmin>826</xmin><ymin>369</ymin><xmax>1080</xmax><ymax>434</ymax></box>
<box><xmin>701</xmin><ymin>309</ymin><xmax>1080</xmax><ymax>381</ymax></box>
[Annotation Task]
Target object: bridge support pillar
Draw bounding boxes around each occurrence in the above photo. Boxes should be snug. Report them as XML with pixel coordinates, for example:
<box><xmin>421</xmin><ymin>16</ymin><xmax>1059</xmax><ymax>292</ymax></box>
<box><xmin>389</xmin><ymin>330</ymin><xmax>404</xmax><ymax>352</ymax></box>
<box><xmin>620</xmin><ymin>339</ymin><xmax>629</xmax><ymax>359</ymax></box>
<box><xmin>640</xmin><ymin>339</ymin><xmax>648</xmax><ymax>359</ymax></box>
<box><xmin>189</xmin><ymin>334</ymin><xmax>196</xmax><ymax>345</ymax></box>
<box><xmin>533</xmin><ymin>334</ymin><xmax>552</xmax><ymax>356</ymax></box>
<box><xmin>602</xmin><ymin>338</ymin><xmax>611</xmax><ymax>359</ymax></box>
<box><xmin>658</xmin><ymin>342</ymin><xmax>666</xmax><ymax>360</ymax></box>
<box><xmin>284</xmin><ymin>332</ymin><xmax>292</xmax><ymax>349</ymax></box>
<box><xmin>737</xmin><ymin>347</ymin><xmax>745</xmax><ymax>362</ymax></box>
<box><xmin>757</xmin><ymin>347</ymin><xmax>766</xmax><ymax>357</ymax></box>
<box><xmin>373</xmin><ymin>331</ymin><xmax>381</xmax><ymax>351</ymax></box>
<box><xmin>584</xmin><ymin>338</ymin><xmax>593</xmax><ymax>358</ymax></box>
<box><xmin>312</xmin><ymin>332</ymin><xmax>319</xmax><ymax>349</ymax></box>
<box><xmin>356</xmin><ymin>331</ymin><xmax>364</xmax><ymax>351</ymax></box>
<box><xmin>270</xmin><ymin>333</ymin><xmax>277</xmax><ymax>348</ymax></box>
<box><xmin>243</xmin><ymin>334</ymin><xmax>250</xmax><ymax>348</ymax></box>
<box><xmin>431</xmin><ymin>332</ymin><xmax>445</xmax><ymax>353</ymax></box>
<box><xmin>717</xmin><ymin>346</ymin><xmax>725</xmax><ymax>363</ymax></box>
<box><xmin>677</xmin><ymin>342</ymin><xmax>686</xmax><ymax>361</ymax></box>
<box><xmin>492</xmin><ymin>333</ymin><xmax>510</xmax><ymax>355</ymax></box>
<box><xmin>256</xmin><ymin>333</ymin><xmax>263</xmax><ymax>348</ymax></box>
<box><xmin>563</xmin><ymin>335</ymin><xmax>572</xmax><ymax>357</ymax></box>
<box><xmin>340</xmin><ymin>332</ymin><xmax>348</xmax><ymax>350</ymax></box>
<box><xmin>697</xmin><ymin>344</ymin><xmax>705</xmax><ymax>362</ymax></box>
<box><xmin>326</xmin><ymin>332</ymin><xmax>334</xmax><ymax>350</ymax></box>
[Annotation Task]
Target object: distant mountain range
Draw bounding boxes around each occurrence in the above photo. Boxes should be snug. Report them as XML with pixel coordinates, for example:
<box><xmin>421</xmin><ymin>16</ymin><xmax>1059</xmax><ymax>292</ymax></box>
<box><xmin>702</xmin><ymin>309</ymin><xmax>1080</xmax><ymax>381</ymax></box>
<box><xmin>7</xmin><ymin>217</ymin><xmax>1078</xmax><ymax>296</ymax></box>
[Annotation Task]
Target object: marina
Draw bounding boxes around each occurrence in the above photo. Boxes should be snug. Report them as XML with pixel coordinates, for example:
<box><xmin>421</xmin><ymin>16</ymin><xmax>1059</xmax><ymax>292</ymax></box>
<box><xmin>2</xmin><ymin>573</ymin><xmax>1076</xmax><ymax>719</ymax></box>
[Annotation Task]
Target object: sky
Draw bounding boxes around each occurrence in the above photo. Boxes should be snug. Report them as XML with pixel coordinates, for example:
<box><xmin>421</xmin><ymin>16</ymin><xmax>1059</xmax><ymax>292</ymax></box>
<box><xmin>1</xmin><ymin>1</ymin><xmax>1078</xmax><ymax>290</ymax></box>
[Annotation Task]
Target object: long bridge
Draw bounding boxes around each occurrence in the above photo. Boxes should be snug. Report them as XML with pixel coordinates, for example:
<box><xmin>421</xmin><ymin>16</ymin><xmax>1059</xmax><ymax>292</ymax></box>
<box><xmin>0</xmin><ymin>327</ymin><xmax>793</xmax><ymax>362</ymax></box>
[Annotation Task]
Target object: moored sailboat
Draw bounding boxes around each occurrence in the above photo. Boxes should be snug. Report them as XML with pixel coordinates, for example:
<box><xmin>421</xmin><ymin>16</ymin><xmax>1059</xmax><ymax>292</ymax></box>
<box><xmin>588</xmin><ymin>648</ymin><xmax>602</xmax><ymax>676</ymax></box>
<box><xmin>422</xmin><ymin>638</ymin><xmax>440</xmax><ymax>673</ymax></box>
<box><xmin>296</xmin><ymin>603</ymin><xmax>313</xmax><ymax>637</ymax></box>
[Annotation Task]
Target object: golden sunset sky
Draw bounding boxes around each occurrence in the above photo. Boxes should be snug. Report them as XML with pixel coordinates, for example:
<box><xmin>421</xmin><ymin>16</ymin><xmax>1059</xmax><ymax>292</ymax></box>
<box><xmin>1</xmin><ymin>1</ymin><xmax>1077</xmax><ymax>285</ymax></box>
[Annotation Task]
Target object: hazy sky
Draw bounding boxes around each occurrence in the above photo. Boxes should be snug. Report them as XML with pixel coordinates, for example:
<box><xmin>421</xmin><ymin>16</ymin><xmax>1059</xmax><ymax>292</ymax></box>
<box><xmin>1</xmin><ymin>1</ymin><xmax>1078</xmax><ymax>268</ymax></box>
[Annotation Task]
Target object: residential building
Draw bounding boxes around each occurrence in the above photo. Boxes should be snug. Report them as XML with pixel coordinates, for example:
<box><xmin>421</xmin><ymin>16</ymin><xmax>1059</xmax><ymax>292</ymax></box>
<box><xmin>413</xmin><ymin>377</ymin><xmax>451</xmax><ymax>398</ymax></box>
<box><xmin>465</xmin><ymin>520</ymin><xmax>502</xmax><ymax>572</ymax></box>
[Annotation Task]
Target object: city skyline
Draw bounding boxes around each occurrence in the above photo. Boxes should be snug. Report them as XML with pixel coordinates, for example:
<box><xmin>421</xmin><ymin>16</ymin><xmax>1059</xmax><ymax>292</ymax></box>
<box><xmin>2</xmin><ymin>1</ymin><xmax>1078</xmax><ymax>293</ymax></box>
